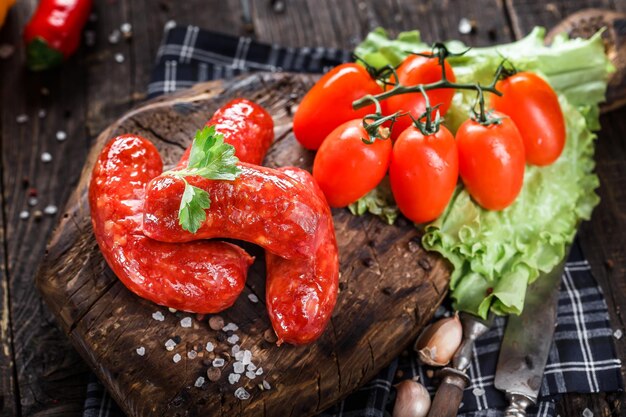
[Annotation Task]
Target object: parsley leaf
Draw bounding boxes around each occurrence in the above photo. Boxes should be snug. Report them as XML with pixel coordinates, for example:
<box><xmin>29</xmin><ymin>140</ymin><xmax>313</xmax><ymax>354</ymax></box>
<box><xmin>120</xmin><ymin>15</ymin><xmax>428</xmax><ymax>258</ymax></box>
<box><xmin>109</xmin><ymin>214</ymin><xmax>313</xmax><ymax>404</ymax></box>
<box><xmin>164</xmin><ymin>125</ymin><xmax>241</xmax><ymax>233</ymax></box>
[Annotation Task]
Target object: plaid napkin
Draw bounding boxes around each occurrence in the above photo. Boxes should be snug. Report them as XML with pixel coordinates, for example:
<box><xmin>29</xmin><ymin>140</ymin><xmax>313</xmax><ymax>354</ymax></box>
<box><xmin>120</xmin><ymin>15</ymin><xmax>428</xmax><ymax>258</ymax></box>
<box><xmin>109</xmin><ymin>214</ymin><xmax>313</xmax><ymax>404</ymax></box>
<box><xmin>84</xmin><ymin>25</ymin><xmax>623</xmax><ymax>417</ymax></box>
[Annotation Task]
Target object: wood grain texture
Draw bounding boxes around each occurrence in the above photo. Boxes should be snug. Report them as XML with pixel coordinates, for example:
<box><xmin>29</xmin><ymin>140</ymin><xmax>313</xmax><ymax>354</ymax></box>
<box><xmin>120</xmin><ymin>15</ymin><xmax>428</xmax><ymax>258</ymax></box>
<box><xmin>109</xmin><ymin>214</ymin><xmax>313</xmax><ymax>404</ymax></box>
<box><xmin>35</xmin><ymin>73</ymin><xmax>450</xmax><ymax>417</ymax></box>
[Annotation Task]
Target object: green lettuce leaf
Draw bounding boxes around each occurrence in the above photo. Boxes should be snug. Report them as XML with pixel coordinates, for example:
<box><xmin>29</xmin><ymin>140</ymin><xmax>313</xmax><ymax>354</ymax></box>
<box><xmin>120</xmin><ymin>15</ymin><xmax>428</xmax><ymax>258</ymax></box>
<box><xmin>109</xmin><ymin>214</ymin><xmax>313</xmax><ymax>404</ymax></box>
<box><xmin>352</xmin><ymin>27</ymin><xmax>610</xmax><ymax>318</ymax></box>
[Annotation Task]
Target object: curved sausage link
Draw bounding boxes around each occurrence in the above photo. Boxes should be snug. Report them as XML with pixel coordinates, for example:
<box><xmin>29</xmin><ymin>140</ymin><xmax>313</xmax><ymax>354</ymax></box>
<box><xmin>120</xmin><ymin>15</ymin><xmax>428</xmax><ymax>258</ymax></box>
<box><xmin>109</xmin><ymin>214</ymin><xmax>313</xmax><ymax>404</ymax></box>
<box><xmin>266</xmin><ymin>167</ymin><xmax>339</xmax><ymax>345</ymax></box>
<box><xmin>143</xmin><ymin>163</ymin><xmax>327</xmax><ymax>259</ymax></box>
<box><xmin>89</xmin><ymin>135</ymin><xmax>253</xmax><ymax>313</ymax></box>
<box><xmin>176</xmin><ymin>98</ymin><xmax>274</xmax><ymax>168</ymax></box>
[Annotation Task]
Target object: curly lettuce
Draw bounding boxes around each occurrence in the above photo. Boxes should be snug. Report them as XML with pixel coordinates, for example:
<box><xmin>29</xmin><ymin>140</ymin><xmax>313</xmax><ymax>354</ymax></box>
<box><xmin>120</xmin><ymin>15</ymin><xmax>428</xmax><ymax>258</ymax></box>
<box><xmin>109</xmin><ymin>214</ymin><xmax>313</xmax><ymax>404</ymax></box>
<box><xmin>353</xmin><ymin>27</ymin><xmax>612</xmax><ymax>318</ymax></box>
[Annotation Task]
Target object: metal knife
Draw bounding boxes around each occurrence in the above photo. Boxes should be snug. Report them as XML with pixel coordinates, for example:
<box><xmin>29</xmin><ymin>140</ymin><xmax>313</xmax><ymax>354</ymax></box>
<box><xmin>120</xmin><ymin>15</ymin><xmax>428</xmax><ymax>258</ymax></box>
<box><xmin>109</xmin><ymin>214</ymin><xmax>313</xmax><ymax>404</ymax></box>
<box><xmin>494</xmin><ymin>257</ymin><xmax>567</xmax><ymax>416</ymax></box>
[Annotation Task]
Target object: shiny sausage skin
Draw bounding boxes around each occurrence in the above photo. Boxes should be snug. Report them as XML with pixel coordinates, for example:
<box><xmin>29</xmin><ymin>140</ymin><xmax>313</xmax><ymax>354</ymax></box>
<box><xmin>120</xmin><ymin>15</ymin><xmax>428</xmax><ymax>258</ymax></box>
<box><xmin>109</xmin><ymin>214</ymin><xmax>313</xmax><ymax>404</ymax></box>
<box><xmin>266</xmin><ymin>167</ymin><xmax>339</xmax><ymax>345</ymax></box>
<box><xmin>176</xmin><ymin>98</ymin><xmax>274</xmax><ymax>168</ymax></box>
<box><xmin>89</xmin><ymin>135</ymin><xmax>253</xmax><ymax>313</ymax></box>
<box><xmin>143</xmin><ymin>163</ymin><xmax>327</xmax><ymax>259</ymax></box>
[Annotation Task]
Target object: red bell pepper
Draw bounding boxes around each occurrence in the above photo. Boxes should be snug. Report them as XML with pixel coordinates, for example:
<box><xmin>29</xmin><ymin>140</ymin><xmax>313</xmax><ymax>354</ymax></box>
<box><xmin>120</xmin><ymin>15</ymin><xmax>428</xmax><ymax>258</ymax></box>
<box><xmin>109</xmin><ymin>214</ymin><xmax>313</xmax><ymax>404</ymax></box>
<box><xmin>23</xmin><ymin>0</ymin><xmax>92</xmax><ymax>71</ymax></box>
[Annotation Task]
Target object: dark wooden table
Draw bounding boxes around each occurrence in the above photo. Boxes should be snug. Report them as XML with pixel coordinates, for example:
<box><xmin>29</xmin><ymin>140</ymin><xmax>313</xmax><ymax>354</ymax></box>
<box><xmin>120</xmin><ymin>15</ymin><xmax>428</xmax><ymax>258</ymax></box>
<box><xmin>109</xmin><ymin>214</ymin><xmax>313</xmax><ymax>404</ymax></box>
<box><xmin>0</xmin><ymin>1</ymin><xmax>623</xmax><ymax>416</ymax></box>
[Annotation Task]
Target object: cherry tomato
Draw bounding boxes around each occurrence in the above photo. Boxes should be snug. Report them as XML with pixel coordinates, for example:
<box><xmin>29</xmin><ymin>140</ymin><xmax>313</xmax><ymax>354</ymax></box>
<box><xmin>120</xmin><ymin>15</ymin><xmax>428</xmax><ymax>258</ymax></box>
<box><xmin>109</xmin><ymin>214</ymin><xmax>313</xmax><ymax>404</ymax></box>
<box><xmin>490</xmin><ymin>72</ymin><xmax>566</xmax><ymax>166</ymax></box>
<box><xmin>456</xmin><ymin>114</ymin><xmax>525</xmax><ymax>211</ymax></box>
<box><xmin>293</xmin><ymin>63</ymin><xmax>383</xmax><ymax>150</ymax></box>
<box><xmin>313</xmin><ymin>119</ymin><xmax>392</xmax><ymax>208</ymax></box>
<box><xmin>383</xmin><ymin>54</ymin><xmax>456</xmax><ymax>140</ymax></box>
<box><xmin>389</xmin><ymin>125</ymin><xmax>458</xmax><ymax>223</ymax></box>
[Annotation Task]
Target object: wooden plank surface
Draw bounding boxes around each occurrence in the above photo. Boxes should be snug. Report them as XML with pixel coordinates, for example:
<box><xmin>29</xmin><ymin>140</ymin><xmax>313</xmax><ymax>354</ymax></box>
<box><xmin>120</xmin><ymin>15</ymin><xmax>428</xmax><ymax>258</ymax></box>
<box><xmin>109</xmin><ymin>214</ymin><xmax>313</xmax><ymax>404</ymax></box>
<box><xmin>0</xmin><ymin>0</ymin><xmax>624</xmax><ymax>416</ymax></box>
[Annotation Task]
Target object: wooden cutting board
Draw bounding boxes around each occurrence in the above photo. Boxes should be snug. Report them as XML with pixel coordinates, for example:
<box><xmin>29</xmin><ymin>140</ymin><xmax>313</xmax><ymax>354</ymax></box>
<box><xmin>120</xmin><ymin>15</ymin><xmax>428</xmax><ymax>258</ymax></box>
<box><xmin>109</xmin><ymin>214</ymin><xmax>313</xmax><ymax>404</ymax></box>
<box><xmin>35</xmin><ymin>72</ymin><xmax>450</xmax><ymax>417</ymax></box>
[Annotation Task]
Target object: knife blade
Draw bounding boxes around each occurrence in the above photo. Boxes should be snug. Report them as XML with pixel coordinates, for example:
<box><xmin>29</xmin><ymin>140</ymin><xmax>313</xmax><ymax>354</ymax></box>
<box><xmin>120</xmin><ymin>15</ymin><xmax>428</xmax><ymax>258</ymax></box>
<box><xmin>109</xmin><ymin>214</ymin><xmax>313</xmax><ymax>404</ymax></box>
<box><xmin>494</xmin><ymin>256</ymin><xmax>567</xmax><ymax>416</ymax></box>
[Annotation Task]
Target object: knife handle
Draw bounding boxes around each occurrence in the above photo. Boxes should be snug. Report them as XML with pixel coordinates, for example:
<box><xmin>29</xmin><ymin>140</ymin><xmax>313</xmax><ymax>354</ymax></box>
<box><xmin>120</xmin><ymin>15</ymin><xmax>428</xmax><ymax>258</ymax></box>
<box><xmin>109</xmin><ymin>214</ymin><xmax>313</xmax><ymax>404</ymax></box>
<box><xmin>503</xmin><ymin>393</ymin><xmax>533</xmax><ymax>417</ymax></box>
<box><xmin>426</xmin><ymin>368</ymin><xmax>470</xmax><ymax>417</ymax></box>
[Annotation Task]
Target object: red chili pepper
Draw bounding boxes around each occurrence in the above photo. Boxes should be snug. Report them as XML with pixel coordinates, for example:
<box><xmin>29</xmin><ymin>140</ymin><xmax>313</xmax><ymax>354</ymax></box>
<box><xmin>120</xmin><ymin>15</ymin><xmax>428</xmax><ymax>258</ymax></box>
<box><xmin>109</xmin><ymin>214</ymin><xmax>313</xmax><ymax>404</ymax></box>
<box><xmin>23</xmin><ymin>0</ymin><xmax>92</xmax><ymax>71</ymax></box>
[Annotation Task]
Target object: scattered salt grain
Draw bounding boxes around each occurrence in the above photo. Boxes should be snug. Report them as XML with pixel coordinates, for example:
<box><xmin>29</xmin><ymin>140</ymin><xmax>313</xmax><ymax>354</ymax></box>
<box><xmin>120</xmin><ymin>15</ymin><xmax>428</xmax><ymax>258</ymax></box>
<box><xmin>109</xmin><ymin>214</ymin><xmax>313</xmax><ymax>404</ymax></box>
<box><xmin>38</xmin><ymin>109</ymin><xmax>46</xmax><ymax>118</ymax></box>
<box><xmin>165</xmin><ymin>339</ymin><xmax>176</xmax><ymax>351</ymax></box>
<box><xmin>458</xmin><ymin>18</ymin><xmax>475</xmax><ymax>35</ymax></box>
<box><xmin>108</xmin><ymin>29</ymin><xmax>121</xmax><ymax>44</ymax></box>
<box><xmin>234</xmin><ymin>387</ymin><xmax>250</xmax><ymax>400</ymax></box>
<box><xmin>613</xmin><ymin>329</ymin><xmax>623</xmax><ymax>340</ymax></box>
<box><xmin>187</xmin><ymin>350</ymin><xmax>198</xmax><ymax>359</ymax></box>
<box><xmin>212</xmin><ymin>357</ymin><xmax>225</xmax><ymax>367</ymax></box>
<box><xmin>235</xmin><ymin>351</ymin><xmax>244</xmax><ymax>361</ymax></box>
<box><xmin>28</xmin><ymin>197</ymin><xmax>38</xmax><ymax>207</ymax></box>
<box><xmin>136</xmin><ymin>346</ymin><xmax>145</xmax><ymax>356</ymax></box>
<box><xmin>248</xmin><ymin>293</ymin><xmax>259</xmax><ymax>303</ymax></box>
<box><xmin>223</xmin><ymin>322</ymin><xmax>239</xmax><ymax>332</ymax></box>
<box><xmin>120</xmin><ymin>22</ymin><xmax>133</xmax><ymax>39</ymax></box>
<box><xmin>41</xmin><ymin>152</ymin><xmax>52</xmax><ymax>163</ymax></box>
<box><xmin>227</xmin><ymin>334</ymin><xmax>240</xmax><ymax>344</ymax></box>
<box><xmin>19</xmin><ymin>210</ymin><xmax>29</xmax><ymax>220</ymax></box>
<box><xmin>180</xmin><ymin>317</ymin><xmax>192</xmax><ymax>328</ymax></box>
<box><xmin>233</xmin><ymin>362</ymin><xmax>245</xmax><ymax>374</ymax></box>
<box><xmin>262</xmin><ymin>380</ymin><xmax>271</xmax><ymax>390</ymax></box>
<box><xmin>56</xmin><ymin>130</ymin><xmax>67</xmax><ymax>141</ymax></box>
<box><xmin>16</xmin><ymin>114</ymin><xmax>28</xmax><ymax>124</ymax></box>
<box><xmin>114</xmin><ymin>53</ymin><xmax>125</xmax><ymax>63</ymax></box>
<box><xmin>232</xmin><ymin>345</ymin><xmax>240</xmax><ymax>355</ymax></box>
<box><xmin>472</xmin><ymin>388</ymin><xmax>485</xmax><ymax>396</ymax></box>
<box><xmin>205</xmin><ymin>341</ymin><xmax>215</xmax><ymax>352</ymax></box>
<box><xmin>583</xmin><ymin>408</ymin><xmax>593</xmax><ymax>417</ymax></box>
<box><xmin>228</xmin><ymin>373</ymin><xmax>241</xmax><ymax>384</ymax></box>
<box><xmin>247</xmin><ymin>363</ymin><xmax>256</xmax><ymax>371</ymax></box>
<box><xmin>168</xmin><ymin>307</ymin><xmax>177</xmax><ymax>313</ymax></box>
<box><xmin>173</xmin><ymin>353</ymin><xmax>182</xmax><ymax>363</ymax></box>
<box><xmin>194</xmin><ymin>376</ymin><xmax>205</xmax><ymax>387</ymax></box>
<box><xmin>152</xmin><ymin>311</ymin><xmax>165</xmax><ymax>321</ymax></box>
<box><xmin>246</xmin><ymin>371</ymin><xmax>256</xmax><ymax>380</ymax></box>
<box><xmin>242</xmin><ymin>350</ymin><xmax>252</xmax><ymax>365</ymax></box>
<box><xmin>43</xmin><ymin>205</ymin><xmax>58</xmax><ymax>215</ymax></box>
<box><xmin>255</xmin><ymin>367</ymin><xmax>263</xmax><ymax>376</ymax></box>
<box><xmin>164</xmin><ymin>20</ymin><xmax>177</xmax><ymax>31</ymax></box>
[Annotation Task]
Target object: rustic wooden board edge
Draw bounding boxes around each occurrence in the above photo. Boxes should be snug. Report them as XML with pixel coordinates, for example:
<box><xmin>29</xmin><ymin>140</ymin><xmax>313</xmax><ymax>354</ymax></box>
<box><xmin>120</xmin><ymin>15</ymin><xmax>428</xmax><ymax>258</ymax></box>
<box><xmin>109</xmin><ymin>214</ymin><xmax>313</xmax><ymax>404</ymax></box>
<box><xmin>34</xmin><ymin>72</ymin><xmax>451</xmax><ymax>417</ymax></box>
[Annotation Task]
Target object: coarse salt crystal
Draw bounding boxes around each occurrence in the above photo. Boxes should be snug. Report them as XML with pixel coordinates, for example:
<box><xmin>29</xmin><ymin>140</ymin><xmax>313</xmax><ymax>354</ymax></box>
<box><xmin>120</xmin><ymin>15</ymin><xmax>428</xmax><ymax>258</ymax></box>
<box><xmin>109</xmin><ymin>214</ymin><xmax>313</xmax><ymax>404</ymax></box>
<box><xmin>614</xmin><ymin>329</ymin><xmax>623</xmax><ymax>340</ymax></box>
<box><xmin>43</xmin><ymin>205</ymin><xmax>58</xmax><ymax>215</ymax></box>
<box><xmin>232</xmin><ymin>345</ymin><xmax>240</xmax><ymax>355</ymax></box>
<box><xmin>187</xmin><ymin>350</ymin><xmax>198</xmax><ymax>359</ymax></box>
<box><xmin>242</xmin><ymin>350</ymin><xmax>252</xmax><ymax>365</ymax></box>
<box><xmin>228</xmin><ymin>373</ymin><xmax>241</xmax><ymax>384</ymax></box>
<box><xmin>114</xmin><ymin>53</ymin><xmax>125</xmax><ymax>63</ymax></box>
<box><xmin>472</xmin><ymin>388</ymin><xmax>485</xmax><ymax>396</ymax></box>
<box><xmin>247</xmin><ymin>363</ymin><xmax>256</xmax><ymax>371</ymax></box>
<box><xmin>194</xmin><ymin>376</ymin><xmax>205</xmax><ymax>387</ymax></box>
<box><xmin>233</xmin><ymin>362</ymin><xmax>245</xmax><ymax>374</ymax></box>
<box><xmin>583</xmin><ymin>408</ymin><xmax>593</xmax><ymax>417</ymax></box>
<box><xmin>16</xmin><ymin>114</ymin><xmax>28</xmax><ymax>124</ymax></box>
<box><xmin>152</xmin><ymin>311</ymin><xmax>165</xmax><ymax>321</ymax></box>
<box><xmin>223</xmin><ymin>322</ymin><xmax>239</xmax><ymax>332</ymax></box>
<box><xmin>246</xmin><ymin>371</ymin><xmax>256</xmax><ymax>380</ymax></box>
<box><xmin>136</xmin><ymin>346</ymin><xmax>145</xmax><ymax>356</ymax></box>
<box><xmin>255</xmin><ymin>367</ymin><xmax>263</xmax><ymax>376</ymax></box>
<box><xmin>41</xmin><ymin>152</ymin><xmax>52</xmax><ymax>163</ymax></box>
<box><xmin>262</xmin><ymin>380</ymin><xmax>271</xmax><ymax>390</ymax></box>
<box><xmin>458</xmin><ymin>18</ymin><xmax>473</xmax><ymax>34</ymax></box>
<box><xmin>28</xmin><ymin>197</ymin><xmax>38</xmax><ymax>206</ymax></box>
<box><xmin>108</xmin><ymin>30</ymin><xmax>121</xmax><ymax>44</ymax></box>
<box><xmin>212</xmin><ymin>357</ymin><xmax>225</xmax><ymax>367</ymax></box>
<box><xmin>56</xmin><ymin>131</ymin><xmax>67</xmax><ymax>141</ymax></box>
<box><xmin>38</xmin><ymin>109</ymin><xmax>46</xmax><ymax>118</ymax></box>
<box><xmin>227</xmin><ymin>334</ymin><xmax>240</xmax><ymax>344</ymax></box>
<box><xmin>173</xmin><ymin>353</ymin><xmax>182</xmax><ymax>363</ymax></box>
<box><xmin>120</xmin><ymin>23</ymin><xmax>132</xmax><ymax>34</ymax></box>
<box><xmin>234</xmin><ymin>387</ymin><xmax>250</xmax><ymax>400</ymax></box>
<box><xmin>205</xmin><ymin>341</ymin><xmax>214</xmax><ymax>352</ymax></box>
<box><xmin>19</xmin><ymin>210</ymin><xmax>29</xmax><ymax>220</ymax></box>
<box><xmin>180</xmin><ymin>317</ymin><xmax>192</xmax><ymax>328</ymax></box>
<box><xmin>235</xmin><ymin>351</ymin><xmax>244</xmax><ymax>361</ymax></box>
<box><xmin>248</xmin><ymin>293</ymin><xmax>259</xmax><ymax>303</ymax></box>
<box><xmin>165</xmin><ymin>339</ymin><xmax>176</xmax><ymax>351</ymax></box>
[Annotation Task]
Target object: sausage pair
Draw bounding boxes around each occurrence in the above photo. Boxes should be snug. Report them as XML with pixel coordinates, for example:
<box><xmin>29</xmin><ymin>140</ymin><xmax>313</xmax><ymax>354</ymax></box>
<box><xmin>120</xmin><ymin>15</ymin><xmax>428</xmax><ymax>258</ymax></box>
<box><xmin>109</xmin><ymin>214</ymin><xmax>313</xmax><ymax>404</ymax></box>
<box><xmin>90</xmin><ymin>99</ymin><xmax>339</xmax><ymax>345</ymax></box>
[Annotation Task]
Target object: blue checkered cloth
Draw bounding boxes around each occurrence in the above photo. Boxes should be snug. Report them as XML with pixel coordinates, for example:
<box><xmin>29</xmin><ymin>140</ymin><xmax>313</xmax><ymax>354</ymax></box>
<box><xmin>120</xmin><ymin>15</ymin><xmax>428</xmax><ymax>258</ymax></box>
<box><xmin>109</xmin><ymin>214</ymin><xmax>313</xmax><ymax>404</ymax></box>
<box><xmin>84</xmin><ymin>25</ymin><xmax>623</xmax><ymax>417</ymax></box>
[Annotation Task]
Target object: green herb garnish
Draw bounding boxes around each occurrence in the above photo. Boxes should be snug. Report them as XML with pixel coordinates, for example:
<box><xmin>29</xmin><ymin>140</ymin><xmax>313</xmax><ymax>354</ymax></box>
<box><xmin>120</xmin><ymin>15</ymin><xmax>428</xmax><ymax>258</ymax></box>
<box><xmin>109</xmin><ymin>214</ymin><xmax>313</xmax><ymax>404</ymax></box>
<box><xmin>163</xmin><ymin>125</ymin><xmax>241</xmax><ymax>233</ymax></box>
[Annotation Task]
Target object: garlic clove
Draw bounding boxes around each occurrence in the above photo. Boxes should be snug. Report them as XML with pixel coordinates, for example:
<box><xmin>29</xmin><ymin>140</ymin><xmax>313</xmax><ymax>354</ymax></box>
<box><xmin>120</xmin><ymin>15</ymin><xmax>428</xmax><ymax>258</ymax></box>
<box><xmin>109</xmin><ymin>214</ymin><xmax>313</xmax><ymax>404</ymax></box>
<box><xmin>414</xmin><ymin>313</ymin><xmax>463</xmax><ymax>367</ymax></box>
<box><xmin>393</xmin><ymin>379</ymin><xmax>431</xmax><ymax>417</ymax></box>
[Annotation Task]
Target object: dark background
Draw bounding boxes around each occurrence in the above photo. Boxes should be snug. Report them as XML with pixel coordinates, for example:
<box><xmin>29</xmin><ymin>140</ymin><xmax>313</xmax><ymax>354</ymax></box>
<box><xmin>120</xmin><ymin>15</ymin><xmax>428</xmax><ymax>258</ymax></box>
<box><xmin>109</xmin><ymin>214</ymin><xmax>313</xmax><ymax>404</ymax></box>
<box><xmin>0</xmin><ymin>0</ymin><xmax>624</xmax><ymax>416</ymax></box>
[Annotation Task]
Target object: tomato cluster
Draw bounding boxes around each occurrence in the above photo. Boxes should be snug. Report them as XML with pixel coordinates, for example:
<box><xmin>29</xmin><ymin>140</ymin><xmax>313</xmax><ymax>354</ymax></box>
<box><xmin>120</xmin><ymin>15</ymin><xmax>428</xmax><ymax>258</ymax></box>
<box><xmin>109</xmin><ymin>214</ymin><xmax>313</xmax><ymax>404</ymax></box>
<box><xmin>294</xmin><ymin>57</ymin><xmax>566</xmax><ymax>224</ymax></box>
